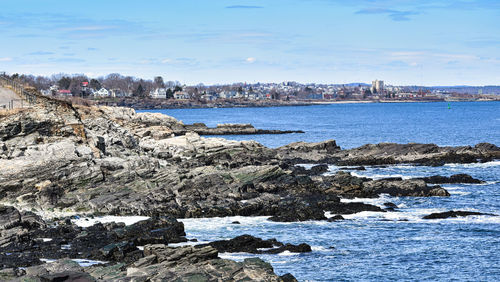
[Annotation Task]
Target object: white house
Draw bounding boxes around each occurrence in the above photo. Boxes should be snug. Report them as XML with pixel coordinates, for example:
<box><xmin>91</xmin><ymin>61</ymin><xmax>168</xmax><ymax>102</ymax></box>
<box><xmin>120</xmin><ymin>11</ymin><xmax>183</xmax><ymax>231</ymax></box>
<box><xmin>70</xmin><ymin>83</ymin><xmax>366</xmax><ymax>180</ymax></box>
<box><xmin>173</xmin><ymin>91</ymin><xmax>190</xmax><ymax>100</ymax></box>
<box><xmin>201</xmin><ymin>93</ymin><xmax>216</xmax><ymax>101</ymax></box>
<box><xmin>40</xmin><ymin>89</ymin><xmax>52</xmax><ymax>96</ymax></box>
<box><xmin>110</xmin><ymin>89</ymin><xmax>129</xmax><ymax>97</ymax></box>
<box><xmin>150</xmin><ymin>88</ymin><xmax>167</xmax><ymax>99</ymax></box>
<box><xmin>247</xmin><ymin>93</ymin><xmax>260</xmax><ymax>100</ymax></box>
<box><xmin>219</xmin><ymin>90</ymin><xmax>237</xmax><ymax>99</ymax></box>
<box><xmin>95</xmin><ymin>88</ymin><xmax>110</xmax><ymax>97</ymax></box>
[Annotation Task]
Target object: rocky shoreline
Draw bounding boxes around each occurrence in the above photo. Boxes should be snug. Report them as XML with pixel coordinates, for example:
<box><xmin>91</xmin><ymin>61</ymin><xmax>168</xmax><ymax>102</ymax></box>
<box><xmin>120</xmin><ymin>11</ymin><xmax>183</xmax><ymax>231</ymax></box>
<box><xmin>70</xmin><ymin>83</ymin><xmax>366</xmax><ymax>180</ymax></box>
<box><xmin>0</xmin><ymin>205</ymin><xmax>299</xmax><ymax>281</ymax></box>
<box><xmin>90</xmin><ymin>97</ymin><xmax>500</xmax><ymax>111</ymax></box>
<box><xmin>0</xmin><ymin>100</ymin><xmax>499</xmax><ymax>280</ymax></box>
<box><xmin>96</xmin><ymin>97</ymin><xmax>315</xmax><ymax>110</ymax></box>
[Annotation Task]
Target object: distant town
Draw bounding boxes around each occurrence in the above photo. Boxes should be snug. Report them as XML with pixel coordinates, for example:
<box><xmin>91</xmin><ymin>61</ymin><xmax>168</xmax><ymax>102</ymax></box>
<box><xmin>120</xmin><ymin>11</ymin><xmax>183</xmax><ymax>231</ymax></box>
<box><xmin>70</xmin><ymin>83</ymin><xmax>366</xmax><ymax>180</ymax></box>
<box><xmin>3</xmin><ymin>72</ymin><xmax>499</xmax><ymax>109</ymax></box>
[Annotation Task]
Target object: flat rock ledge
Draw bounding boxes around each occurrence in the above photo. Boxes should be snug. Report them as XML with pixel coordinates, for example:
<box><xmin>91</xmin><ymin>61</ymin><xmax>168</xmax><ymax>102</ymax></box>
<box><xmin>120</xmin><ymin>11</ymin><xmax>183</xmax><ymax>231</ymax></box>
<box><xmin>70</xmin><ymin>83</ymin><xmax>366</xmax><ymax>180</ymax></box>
<box><xmin>416</xmin><ymin>174</ymin><xmax>484</xmax><ymax>184</ymax></box>
<box><xmin>422</xmin><ymin>210</ymin><xmax>497</xmax><ymax>219</ymax></box>
<box><xmin>179</xmin><ymin>123</ymin><xmax>304</xmax><ymax>136</ymax></box>
<box><xmin>201</xmin><ymin>234</ymin><xmax>312</xmax><ymax>254</ymax></box>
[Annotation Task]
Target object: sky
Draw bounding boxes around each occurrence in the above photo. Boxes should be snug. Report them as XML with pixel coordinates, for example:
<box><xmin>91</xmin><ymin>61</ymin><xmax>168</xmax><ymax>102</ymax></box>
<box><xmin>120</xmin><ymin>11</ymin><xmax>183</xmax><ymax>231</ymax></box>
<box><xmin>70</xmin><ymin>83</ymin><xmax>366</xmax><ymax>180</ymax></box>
<box><xmin>0</xmin><ymin>0</ymin><xmax>499</xmax><ymax>86</ymax></box>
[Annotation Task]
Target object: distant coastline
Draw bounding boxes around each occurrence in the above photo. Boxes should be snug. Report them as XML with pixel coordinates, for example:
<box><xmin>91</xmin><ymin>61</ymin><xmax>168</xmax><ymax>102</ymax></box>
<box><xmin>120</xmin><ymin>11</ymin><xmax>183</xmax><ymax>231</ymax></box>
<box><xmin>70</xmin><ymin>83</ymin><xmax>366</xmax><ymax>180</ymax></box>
<box><xmin>89</xmin><ymin>97</ymin><xmax>499</xmax><ymax>110</ymax></box>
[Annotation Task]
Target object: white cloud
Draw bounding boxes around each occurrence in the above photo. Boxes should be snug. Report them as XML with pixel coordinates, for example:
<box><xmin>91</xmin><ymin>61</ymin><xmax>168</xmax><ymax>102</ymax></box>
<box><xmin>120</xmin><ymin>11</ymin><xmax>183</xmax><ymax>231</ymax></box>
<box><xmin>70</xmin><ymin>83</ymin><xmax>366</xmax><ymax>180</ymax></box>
<box><xmin>0</xmin><ymin>57</ymin><xmax>13</xmax><ymax>62</ymax></box>
<box><xmin>161</xmin><ymin>58</ymin><xmax>172</xmax><ymax>64</ymax></box>
<box><xmin>433</xmin><ymin>53</ymin><xmax>477</xmax><ymax>60</ymax></box>
<box><xmin>246</xmin><ymin>57</ymin><xmax>256</xmax><ymax>63</ymax></box>
<box><xmin>62</xmin><ymin>25</ymin><xmax>117</xmax><ymax>31</ymax></box>
<box><xmin>390</xmin><ymin>51</ymin><xmax>424</xmax><ymax>57</ymax></box>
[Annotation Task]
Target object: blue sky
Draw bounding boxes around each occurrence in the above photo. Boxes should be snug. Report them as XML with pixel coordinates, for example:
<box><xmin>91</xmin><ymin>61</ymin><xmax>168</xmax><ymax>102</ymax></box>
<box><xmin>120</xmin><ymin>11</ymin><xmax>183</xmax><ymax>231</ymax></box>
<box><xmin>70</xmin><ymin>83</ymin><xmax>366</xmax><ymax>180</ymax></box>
<box><xmin>0</xmin><ymin>0</ymin><xmax>499</xmax><ymax>85</ymax></box>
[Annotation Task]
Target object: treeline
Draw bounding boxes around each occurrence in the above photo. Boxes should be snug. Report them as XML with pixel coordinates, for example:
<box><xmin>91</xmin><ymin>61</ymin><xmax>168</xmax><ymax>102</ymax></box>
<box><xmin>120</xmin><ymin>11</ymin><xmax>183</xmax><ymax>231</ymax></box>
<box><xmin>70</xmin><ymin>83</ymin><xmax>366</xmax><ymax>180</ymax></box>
<box><xmin>5</xmin><ymin>73</ymin><xmax>182</xmax><ymax>97</ymax></box>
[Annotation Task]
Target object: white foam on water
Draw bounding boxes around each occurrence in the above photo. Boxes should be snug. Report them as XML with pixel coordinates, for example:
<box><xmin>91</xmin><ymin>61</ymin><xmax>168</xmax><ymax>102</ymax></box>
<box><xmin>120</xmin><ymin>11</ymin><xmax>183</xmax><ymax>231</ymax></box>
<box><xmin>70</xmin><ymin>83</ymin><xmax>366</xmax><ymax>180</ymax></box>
<box><xmin>341</xmin><ymin>207</ymin><xmax>442</xmax><ymax>222</ymax></box>
<box><xmin>218</xmin><ymin>252</ymin><xmax>252</xmax><ymax>261</ymax></box>
<box><xmin>71</xmin><ymin>216</ymin><xmax>150</xmax><ymax>228</ymax></box>
<box><xmin>296</xmin><ymin>164</ymin><xmax>315</xmax><ymax>169</ymax></box>
<box><xmin>179</xmin><ymin>216</ymin><xmax>270</xmax><ymax>232</ymax></box>
<box><xmin>71</xmin><ymin>259</ymin><xmax>107</xmax><ymax>267</ymax></box>
<box><xmin>269</xmin><ymin>260</ymin><xmax>289</xmax><ymax>264</ymax></box>
<box><xmin>341</xmin><ymin>208</ymin><xmax>500</xmax><ymax>224</ymax></box>
<box><xmin>257</xmin><ymin>247</ymin><xmax>275</xmax><ymax>251</ymax></box>
<box><xmin>40</xmin><ymin>238</ymin><xmax>52</xmax><ymax>242</ymax></box>
<box><xmin>448</xmin><ymin>191</ymin><xmax>471</xmax><ymax>196</ymax></box>
<box><xmin>422</xmin><ymin>215</ymin><xmax>500</xmax><ymax>224</ymax></box>
<box><xmin>444</xmin><ymin>186</ymin><xmax>462</xmax><ymax>190</ymax></box>
<box><xmin>168</xmin><ymin>241</ymin><xmax>211</xmax><ymax>247</ymax></box>
<box><xmin>339</xmin><ymin>194</ymin><xmax>397</xmax><ymax>208</ymax></box>
<box><xmin>473</xmin><ymin>181</ymin><xmax>499</xmax><ymax>186</ymax></box>
<box><xmin>278</xmin><ymin>251</ymin><xmax>299</xmax><ymax>256</ymax></box>
<box><xmin>444</xmin><ymin>160</ymin><xmax>500</xmax><ymax>168</ymax></box>
<box><xmin>40</xmin><ymin>258</ymin><xmax>107</xmax><ymax>267</ymax></box>
<box><xmin>351</xmin><ymin>172</ymin><xmax>413</xmax><ymax>180</ymax></box>
<box><xmin>311</xmin><ymin>246</ymin><xmax>332</xmax><ymax>252</ymax></box>
<box><xmin>444</xmin><ymin>186</ymin><xmax>471</xmax><ymax>195</ymax></box>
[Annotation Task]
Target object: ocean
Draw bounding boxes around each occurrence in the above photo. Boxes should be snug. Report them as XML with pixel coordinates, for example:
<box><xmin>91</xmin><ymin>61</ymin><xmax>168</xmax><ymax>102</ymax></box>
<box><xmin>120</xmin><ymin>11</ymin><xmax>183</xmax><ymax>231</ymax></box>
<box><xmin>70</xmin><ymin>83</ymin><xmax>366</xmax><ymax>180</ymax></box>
<box><xmin>142</xmin><ymin>101</ymin><xmax>499</xmax><ymax>149</ymax></box>
<box><xmin>140</xmin><ymin>102</ymin><xmax>500</xmax><ymax>281</ymax></box>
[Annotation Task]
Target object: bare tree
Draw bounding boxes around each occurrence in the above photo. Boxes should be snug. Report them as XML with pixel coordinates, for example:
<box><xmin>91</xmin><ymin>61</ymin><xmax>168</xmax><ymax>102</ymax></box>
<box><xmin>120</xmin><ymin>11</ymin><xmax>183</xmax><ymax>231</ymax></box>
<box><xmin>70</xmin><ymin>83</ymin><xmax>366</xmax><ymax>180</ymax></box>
<box><xmin>154</xmin><ymin>76</ymin><xmax>165</xmax><ymax>88</ymax></box>
<box><xmin>69</xmin><ymin>75</ymin><xmax>89</xmax><ymax>96</ymax></box>
<box><xmin>102</xmin><ymin>73</ymin><xmax>124</xmax><ymax>90</ymax></box>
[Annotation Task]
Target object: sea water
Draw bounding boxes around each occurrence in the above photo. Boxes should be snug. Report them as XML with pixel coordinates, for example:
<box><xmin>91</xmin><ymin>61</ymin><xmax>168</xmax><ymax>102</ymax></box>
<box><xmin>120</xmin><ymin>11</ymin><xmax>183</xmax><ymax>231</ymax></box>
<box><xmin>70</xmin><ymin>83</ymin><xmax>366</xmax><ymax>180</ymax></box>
<box><xmin>139</xmin><ymin>102</ymin><xmax>500</xmax><ymax>281</ymax></box>
<box><xmin>142</xmin><ymin>101</ymin><xmax>500</xmax><ymax>148</ymax></box>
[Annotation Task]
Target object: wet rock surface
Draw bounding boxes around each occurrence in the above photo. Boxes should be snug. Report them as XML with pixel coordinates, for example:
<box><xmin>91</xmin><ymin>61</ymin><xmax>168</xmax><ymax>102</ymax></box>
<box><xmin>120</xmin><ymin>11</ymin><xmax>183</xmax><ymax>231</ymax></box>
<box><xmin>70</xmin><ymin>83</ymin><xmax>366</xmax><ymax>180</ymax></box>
<box><xmin>422</xmin><ymin>210</ymin><xmax>497</xmax><ymax>219</ymax></box>
<box><xmin>201</xmin><ymin>234</ymin><xmax>312</xmax><ymax>254</ymax></box>
<box><xmin>327</xmin><ymin>215</ymin><xmax>345</xmax><ymax>222</ymax></box>
<box><xmin>0</xmin><ymin>206</ymin><xmax>187</xmax><ymax>269</ymax></box>
<box><xmin>5</xmin><ymin>245</ymin><xmax>294</xmax><ymax>282</ymax></box>
<box><xmin>318</xmin><ymin>171</ymin><xmax>450</xmax><ymax>198</ymax></box>
<box><xmin>279</xmin><ymin>141</ymin><xmax>499</xmax><ymax>166</ymax></box>
<box><xmin>0</xmin><ymin>206</ymin><xmax>295</xmax><ymax>281</ymax></box>
<box><xmin>417</xmin><ymin>173</ymin><xmax>484</xmax><ymax>184</ymax></box>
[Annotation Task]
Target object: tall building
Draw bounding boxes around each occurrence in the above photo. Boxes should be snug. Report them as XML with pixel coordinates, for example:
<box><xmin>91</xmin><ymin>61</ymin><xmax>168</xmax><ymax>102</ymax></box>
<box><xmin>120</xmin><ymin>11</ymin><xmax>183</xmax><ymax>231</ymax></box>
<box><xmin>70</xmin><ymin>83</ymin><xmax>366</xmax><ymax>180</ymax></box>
<box><xmin>371</xmin><ymin>80</ymin><xmax>384</xmax><ymax>93</ymax></box>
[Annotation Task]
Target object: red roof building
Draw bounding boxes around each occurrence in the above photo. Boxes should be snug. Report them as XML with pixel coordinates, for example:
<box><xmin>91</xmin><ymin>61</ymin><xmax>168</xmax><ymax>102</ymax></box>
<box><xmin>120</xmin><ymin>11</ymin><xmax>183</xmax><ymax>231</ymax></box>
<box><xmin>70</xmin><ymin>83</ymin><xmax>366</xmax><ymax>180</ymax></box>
<box><xmin>58</xmin><ymin>89</ymin><xmax>72</xmax><ymax>96</ymax></box>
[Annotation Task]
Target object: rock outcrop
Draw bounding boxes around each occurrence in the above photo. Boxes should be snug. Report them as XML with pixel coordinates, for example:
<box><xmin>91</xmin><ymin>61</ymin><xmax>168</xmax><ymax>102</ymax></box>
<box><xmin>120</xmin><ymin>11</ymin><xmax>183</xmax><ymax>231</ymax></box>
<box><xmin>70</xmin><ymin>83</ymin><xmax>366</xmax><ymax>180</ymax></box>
<box><xmin>417</xmin><ymin>174</ymin><xmax>484</xmax><ymax>184</ymax></box>
<box><xmin>4</xmin><ymin>245</ymin><xmax>293</xmax><ymax>281</ymax></box>
<box><xmin>179</xmin><ymin>123</ymin><xmax>304</xmax><ymax>135</ymax></box>
<box><xmin>0</xmin><ymin>206</ymin><xmax>295</xmax><ymax>281</ymax></box>
<box><xmin>201</xmin><ymin>234</ymin><xmax>312</xmax><ymax>254</ymax></box>
<box><xmin>1</xmin><ymin>104</ymin><xmax>483</xmax><ymax>219</ymax></box>
<box><xmin>0</xmin><ymin>206</ymin><xmax>187</xmax><ymax>269</ymax></box>
<box><xmin>278</xmin><ymin>141</ymin><xmax>499</xmax><ymax>166</ymax></box>
<box><xmin>422</xmin><ymin>210</ymin><xmax>497</xmax><ymax>219</ymax></box>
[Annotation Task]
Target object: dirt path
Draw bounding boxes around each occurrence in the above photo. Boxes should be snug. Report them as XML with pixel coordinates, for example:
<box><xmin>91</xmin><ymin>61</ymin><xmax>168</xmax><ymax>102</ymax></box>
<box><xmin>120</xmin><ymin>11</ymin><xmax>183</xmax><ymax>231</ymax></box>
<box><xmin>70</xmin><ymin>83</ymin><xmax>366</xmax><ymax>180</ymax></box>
<box><xmin>0</xmin><ymin>86</ymin><xmax>23</xmax><ymax>109</ymax></box>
